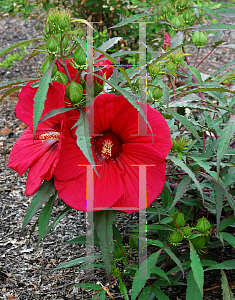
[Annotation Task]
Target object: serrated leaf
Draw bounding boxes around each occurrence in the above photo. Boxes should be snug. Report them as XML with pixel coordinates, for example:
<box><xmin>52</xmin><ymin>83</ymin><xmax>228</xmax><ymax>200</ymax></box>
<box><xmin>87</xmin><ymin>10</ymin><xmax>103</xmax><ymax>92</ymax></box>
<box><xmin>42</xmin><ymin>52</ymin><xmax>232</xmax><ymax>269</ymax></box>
<box><xmin>151</xmin><ymin>267</ymin><xmax>170</xmax><ymax>284</ymax></box>
<box><xmin>138</xmin><ymin>286</ymin><xmax>155</xmax><ymax>300</ymax></box>
<box><xmin>77</xmin><ymin>263</ymin><xmax>104</xmax><ymax>270</ymax></box>
<box><xmin>33</xmin><ymin>59</ymin><xmax>56</xmax><ymax>137</ymax></box>
<box><xmin>91</xmin><ymin>292</ymin><xmax>101</xmax><ymax>300</ymax></box>
<box><xmin>152</xmin><ymin>287</ymin><xmax>170</xmax><ymax>300</ymax></box>
<box><xmin>38</xmin><ymin>194</ymin><xmax>55</xmax><ymax>241</ymax></box>
<box><xmin>195</xmin><ymin>23</ymin><xmax>235</xmax><ymax>30</ymax></box>
<box><xmin>55</xmin><ymin>254</ymin><xmax>101</xmax><ymax>269</ymax></box>
<box><xmin>170</xmin><ymin>32</ymin><xmax>184</xmax><ymax>49</ymax></box>
<box><xmin>73</xmin><ymin>283</ymin><xmax>102</xmax><ymax>290</ymax></box>
<box><xmin>0</xmin><ymin>78</ymin><xmax>36</xmax><ymax>90</ymax></box>
<box><xmin>74</xmin><ymin>109</ymin><xmax>99</xmax><ymax>177</ymax></box>
<box><xmin>131</xmin><ymin>248</ymin><xmax>162</xmax><ymax>300</ymax></box>
<box><xmin>64</xmin><ymin>233</ymin><xmax>100</xmax><ymax>247</ymax></box>
<box><xmin>21</xmin><ymin>179</ymin><xmax>55</xmax><ymax>232</ymax></box>
<box><xmin>182</xmin><ymin>87</ymin><xmax>235</xmax><ymax>96</ymax></box>
<box><xmin>0</xmin><ymin>38</ymin><xmax>41</xmax><ymax>58</ymax></box>
<box><xmin>94</xmin><ymin>74</ymin><xmax>152</xmax><ymax>135</ymax></box>
<box><xmin>39</xmin><ymin>107</ymin><xmax>77</xmax><ymax>123</ymax></box>
<box><xmin>110</xmin><ymin>12</ymin><xmax>155</xmax><ymax>29</ymax></box>
<box><xmin>163</xmin><ymin>246</ymin><xmax>184</xmax><ymax>277</ymax></box>
<box><xmin>113</xmin><ymin>224</ymin><xmax>122</xmax><ymax>245</ymax></box>
<box><xmin>197</xmin><ymin>6</ymin><xmax>221</xmax><ymax>21</ymax></box>
<box><xmin>169</xmin><ymin>176</ymin><xmax>191</xmax><ymax>210</ymax></box>
<box><xmin>168</xmin><ymin>109</ymin><xmax>202</xmax><ymax>144</ymax></box>
<box><xmin>189</xmin><ymin>241</ymin><xmax>204</xmax><ymax>297</ymax></box>
<box><xmin>219</xmin><ymin>215</ymin><xmax>235</xmax><ymax>232</ymax></box>
<box><xmin>0</xmin><ymin>86</ymin><xmax>23</xmax><ymax>102</ymax></box>
<box><xmin>118</xmin><ymin>276</ymin><xmax>129</xmax><ymax>300</ymax></box>
<box><xmin>94</xmin><ymin>37</ymin><xmax>122</xmax><ymax>60</ymax></box>
<box><xmin>206</xmin><ymin>259</ymin><xmax>235</xmax><ymax>271</ymax></box>
<box><xmin>187</xmin><ymin>66</ymin><xmax>203</xmax><ymax>84</ymax></box>
<box><xmin>221</xmin><ymin>270</ymin><xmax>235</xmax><ymax>300</ymax></box>
<box><xmin>220</xmin><ymin>232</ymin><xmax>235</xmax><ymax>248</ymax></box>
<box><xmin>217</xmin><ymin>116</ymin><xmax>235</xmax><ymax>178</ymax></box>
<box><xmin>212</xmin><ymin>181</ymin><xmax>223</xmax><ymax>233</ymax></box>
<box><xmin>168</xmin><ymin>155</ymin><xmax>204</xmax><ymax>202</ymax></box>
<box><xmin>94</xmin><ymin>210</ymin><xmax>116</xmax><ymax>283</ymax></box>
<box><xmin>100</xmin><ymin>290</ymin><xmax>106</xmax><ymax>300</ymax></box>
<box><xmin>186</xmin><ymin>269</ymin><xmax>202</xmax><ymax>300</ymax></box>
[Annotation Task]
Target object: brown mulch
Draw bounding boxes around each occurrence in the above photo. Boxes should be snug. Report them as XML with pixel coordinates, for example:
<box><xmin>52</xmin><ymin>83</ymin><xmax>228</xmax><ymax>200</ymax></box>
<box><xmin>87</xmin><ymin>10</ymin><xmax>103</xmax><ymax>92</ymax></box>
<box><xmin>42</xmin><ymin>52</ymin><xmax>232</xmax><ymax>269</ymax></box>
<box><xmin>1</xmin><ymin>12</ymin><xmax>235</xmax><ymax>300</ymax></box>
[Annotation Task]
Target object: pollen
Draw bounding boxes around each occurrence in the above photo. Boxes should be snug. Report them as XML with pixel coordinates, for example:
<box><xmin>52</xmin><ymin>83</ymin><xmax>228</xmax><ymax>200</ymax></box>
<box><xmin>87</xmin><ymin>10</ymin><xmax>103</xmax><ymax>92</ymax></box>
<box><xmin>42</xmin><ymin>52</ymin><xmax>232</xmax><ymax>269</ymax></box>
<box><xmin>101</xmin><ymin>139</ymin><xmax>113</xmax><ymax>159</ymax></box>
<box><xmin>38</xmin><ymin>132</ymin><xmax>60</xmax><ymax>143</ymax></box>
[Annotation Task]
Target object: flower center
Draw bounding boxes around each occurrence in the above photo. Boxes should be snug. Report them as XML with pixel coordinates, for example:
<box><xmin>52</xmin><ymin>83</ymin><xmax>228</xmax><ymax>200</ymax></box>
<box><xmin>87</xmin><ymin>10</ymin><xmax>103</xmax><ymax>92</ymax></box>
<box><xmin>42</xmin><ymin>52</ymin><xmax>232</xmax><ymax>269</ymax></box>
<box><xmin>92</xmin><ymin>132</ymin><xmax>123</xmax><ymax>162</ymax></box>
<box><xmin>35</xmin><ymin>132</ymin><xmax>60</xmax><ymax>143</ymax></box>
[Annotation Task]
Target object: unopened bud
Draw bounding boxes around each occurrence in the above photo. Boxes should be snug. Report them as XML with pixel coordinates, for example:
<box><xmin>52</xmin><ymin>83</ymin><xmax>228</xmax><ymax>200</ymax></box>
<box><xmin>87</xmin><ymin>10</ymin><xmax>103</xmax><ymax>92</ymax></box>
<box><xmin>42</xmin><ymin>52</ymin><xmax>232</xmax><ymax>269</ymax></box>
<box><xmin>73</xmin><ymin>47</ymin><xmax>86</xmax><ymax>67</ymax></box>
<box><xmin>182</xmin><ymin>225</ymin><xmax>192</xmax><ymax>238</ymax></box>
<box><xmin>196</xmin><ymin>217</ymin><xmax>211</xmax><ymax>234</ymax></box>
<box><xmin>65</xmin><ymin>81</ymin><xmax>83</xmax><ymax>104</ymax></box>
<box><xmin>152</xmin><ymin>87</ymin><xmax>163</xmax><ymax>101</ymax></box>
<box><xmin>192</xmin><ymin>236</ymin><xmax>206</xmax><ymax>250</ymax></box>
<box><xmin>161</xmin><ymin>4</ymin><xmax>171</xmax><ymax>16</ymax></box>
<box><xmin>177</xmin><ymin>0</ymin><xmax>188</xmax><ymax>10</ymax></box>
<box><xmin>173</xmin><ymin>50</ymin><xmax>184</xmax><ymax>65</ymax></box>
<box><xmin>171</xmin><ymin>15</ymin><xmax>183</xmax><ymax>30</ymax></box>
<box><xmin>41</xmin><ymin>59</ymin><xmax>58</xmax><ymax>77</ymax></box>
<box><xmin>166</xmin><ymin>61</ymin><xmax>176</xmax><ymax>71</ymax></box>
<box><xmin>192</xmin><ymin>31</ymin><xmax>208</xmax><ymax>48</ymax></box>
<box><xmin>55</xmin><ymin>71</ymin><xmax>68</xmax><ymax>85</ymax></box>
<box><xmin>181</xmin><ymin>9</ymin><xmax>193</xmax><ymax>23</ymax></box>
<box><xmin>47</xmin><ymin>35</ymin><xmax>59</xmax><ymax>54</ymax></box>
<box><xmin>113</xmin><ymin>245</ymin><xmax>125</xmax><ymax>259</ymax></box>
<box><xmin>170</xmin><ymin>211</ymin><xmax>185</xmax><ymax>228</ymax></box>
<box><xmin>169</xmin><ymin>231</ymin><xmax>183</xmax><ymax>245</ymax></box>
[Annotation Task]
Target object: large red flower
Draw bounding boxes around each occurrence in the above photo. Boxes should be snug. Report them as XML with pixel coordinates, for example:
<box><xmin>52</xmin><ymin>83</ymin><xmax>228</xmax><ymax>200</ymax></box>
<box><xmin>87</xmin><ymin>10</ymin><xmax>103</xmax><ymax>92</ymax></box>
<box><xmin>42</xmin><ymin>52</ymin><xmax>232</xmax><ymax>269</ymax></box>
<box><xmin>54</xmin><ymin>94</ymin><xmax>172</xmax><ymax>213</ymax></box>
<box><xmin>8</xmin><ymin>81</ymin><xmax>74</xmax><ymax>195</ymax></box>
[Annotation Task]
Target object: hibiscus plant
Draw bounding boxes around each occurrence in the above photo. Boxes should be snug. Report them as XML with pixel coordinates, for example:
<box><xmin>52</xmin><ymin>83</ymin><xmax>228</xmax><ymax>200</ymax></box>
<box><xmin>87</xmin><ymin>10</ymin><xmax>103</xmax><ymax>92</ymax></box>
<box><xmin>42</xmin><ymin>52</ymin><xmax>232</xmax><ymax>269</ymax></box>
<box><xmin>2</xmin><ymin>1</ymin><xmax>235</xmax><ymax>299</ymax></box>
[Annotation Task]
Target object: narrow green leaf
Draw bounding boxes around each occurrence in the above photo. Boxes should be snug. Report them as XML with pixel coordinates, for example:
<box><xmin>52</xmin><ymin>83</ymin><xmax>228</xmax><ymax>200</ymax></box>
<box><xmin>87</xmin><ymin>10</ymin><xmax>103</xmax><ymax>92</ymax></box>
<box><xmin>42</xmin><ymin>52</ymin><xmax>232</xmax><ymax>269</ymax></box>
<box><xmin>0</xmin><ymin>86</ymin><xmax>23</xmax><ymax>102</ymax></box>
<box><xmin>163</xmin><ymin>246</ymin><xmax>184</xmax><ymax>277</ymax></box>
<box><xmin>131</xmin><ymin>248</ymin><xmax>162</xmax><ymax>300</ymax></box>
<box><xmin>100</xmin><ymin>290</ymin><xmax>106</xmax><ymax>300</ymax></box>
<box><xmin>206</xmin><ymin>258</ymin><xmax>235</xmax><ymax>271</ymax></box>
<box><xmin>169</xmin><ymin>176</ymin><xmax>191</xmax><ymax>210</ymax></box>
<box><xmin>113</xmin><ymin>224</ymin><xmax>122</xmax><ymax>245</ymax></box>
<box><xmin>64</xmin><ymin>233</ymin><xmax>100</xmax><ymax>247</ymax></box>
<box><xmin>110</xmin><ymin>12</ymin><xmax>155</xmax><ymax>28</ymax></box>
<box><xmin>55</xmin><ymin>254</ymin><xmax>101</xmax><ymax>269</ymax></box>
<box><xmin>74</xmin><ymin>109</ymin><xmax>99</xmax><ymax>177</ymax></box>
<box><xmin>186</xmin><ymin>269</ymin><xmax>202</xmax><ymax>300</ymax></box>
<box><xmin>169</xmin><ymin>155</ymin><xmax>204</xmax><ymax>202</ymax></box>
<box><xmin>182</xmin><ymin>87</ymin><xmax>235</xmax><ymax>96</ymax></box>
<box><xmin>217</xmin><ymin>116</ymin><xmax>235</xmax><ymax>178</ymax></box>
<box><xmin>219</xmin><ymin>214</ymin><xmax>235</xmax><ymax>232</ymax></box>
<box><xmin>221</xmin><ymin>270</ymin><xmax>235</xmax><ymax>300</ymax></box>
<box><xmin>189</xmin><ymin>241</ymin><xmax>204</xmax><ymax>296</ymax></box>
<box><xmin>0</xmin><ymin>38</ymin><xmax>41</xmax><ymax>58</ymax></box>
<box><xmin>170</xmin><ymin>32</ymin><xmax>184</xmax><ymax>49</ymax></box>
<box><xmin>73</xmin><ymin>283</ymin><xmax>102</xmax><ymax>290</ymax></box>
<box><xmin>77</xmin><ymin>263</ymin><xmax>104</xmax><ymax>270</ymax></box>
<box><xmin>21</xmin><ymin>179</ymin><xmax>55</xmax><ymax>232</ymax></box>
<box><xmin>187</xmin><ymin>66</ymin><xmax>203</xmax><ymax>84</ymax></box>
<box><xmin>33</xmin><ymin>59</ymin><xmax>56</xmax><ymax>137</ymax></box>
<box><xmin>152</xmin><ymin>287</ymin><xmax>170</xmax><ymax>300</ymax></box>
<box><xmin>38</xmin><ymin>194</ymin><xmax>55</xmax><ymax>241</ymax></box>
<box><xmin>212</xmin><ymin>181</ymin><xmax>223</xmax><ymax>232</ymax></box>
<box><xmin>220</xmin><ymin>232</ymin><xmax>235</xmax><ymax>248</ymax></box>
<box><xmin>91</xmin><ymin>292</ymin><xmax>101</xmax><ymax>300</ymax></box>
<box><xmin>151</xmin><ymin>266</ymin><xmax>170</xmax><ymax>284</ymax></box>
<box><xmin>195</xmin><ymin>23</ymin><xmax>235</xmax><ymax>31</ymax></box>
<box><xmin>168</xmin><ymin>109</ymin><xmax>202</xmax><ymax>144</ymax></box>
<box><xmin>39</xmin><ymin>107</ymin><xmax>77</xmax><ymax>123</ymax></box>
<box><xmin>138</xmin><ymin>286</ymin><xmax>155</xmax><ymax>300</ymax></box>
<box><xmin>0</xmin><ymin>78</ymin><xmax>36</xmax><ymax>90</ymax></box>
<box><xmin>94</xmin><ymin>210</ymin><xmax>116</xmax><ymax>283</ymax></box>
<box><xmin>94</xmin><ymin>37</ymin><xmax>122</xmax><ymax>59</ymax></box>
<box><xmin>118</xmin><ymin>276</ymin><xmax>129</xmax><ymax>300</ymax></box>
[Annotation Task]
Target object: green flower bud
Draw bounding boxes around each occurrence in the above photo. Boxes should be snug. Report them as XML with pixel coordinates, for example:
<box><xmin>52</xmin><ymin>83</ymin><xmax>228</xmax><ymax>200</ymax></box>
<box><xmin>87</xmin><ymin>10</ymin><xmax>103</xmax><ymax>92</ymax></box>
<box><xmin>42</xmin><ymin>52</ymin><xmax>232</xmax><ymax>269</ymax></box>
<box><xmin>65</xmin><ymin>81</ymin><xmax>83</xmax><ymax>104</ymax></box>
<box><xmin>47</xmin><ymin>35</ymin><xmax>59</xmax><ymax>54</ymax></box>
<box><xmin>192</xmin><ymin>236</ymin><xmax>206</xmax><ymax>250</ymax></box>
<box><xmin>73</xmin><ymin>47</ymin><xmax>86</xmax><ymax>67</ymax></box>
<box><xmin>94</xmin><ymin>79</ymin><xmax>104</xmax><ymax>97</ymax></box>
<box><xmin>55</xmin><ymin>71</ymin><xmax>68</xmax><ymax>85</ymax></box>
<box><xmin>169</xmin><ymin>231</ymin><xmax>183</xmax><ymax>245</ymax></box>
<box><xmin>192</xmin><ymin>31</ymin><xmax>208</xmax><ymax>48</ymax></box>
<box><xmin>181</xmin><ymin>9</ymin><xmax>193</xmax><ymax>23</ymax></box>
<box><xmin>161</xmin><ymin>3</ymin><xmax>171</xmax><ymax>16</ymax></box>
<box><xmin>173</xmin><ymin>50</ymin><xmax>184</xmax><ymax>65</ymax></box>
<box><xmin>182</xmin><ymin>225</ymin><xmax>192</xmax><ymax>238</ymax></box>
<box><xmin>205</xmin><ymin>235</ymin><xmax>210</xmax><ymax>244</ymax></box>
<box><xmin>171</xmin><ymin>15</ymin><xmax>183</xmax><ymax>30</ymax></box>
<box><xmin>129</xmin><ymin>234</ymin><xmax>145</xmax><ymax>250</ymax></box>
<box><xmin>170</xmin><ymin>211</ymin><xmax>185</xmax><ymax>228</ymax></box>
<box><xmin>41</xmin><ymin>59</ymin><xmax>58</xmax><ymax>77</ymax></box>
<box><xmin>196</xmin><ymin>217</ymin><xmax>211</xmax><ymax>234</ymax></box>
<box><xmin>152</xmin><ymin>87</ymin><xmax>163</xmax><ymax>101</ymax></box>
<box><xmin>166</xmin><ymin>61</ymin><xmax>176</xmax><ymax>71</ymax></box>
<box><xmin>113</xmin><ymin>245</ymin><xmax>125</xmax><ymax>259</ymax></box>
<box><xmin>57</xmin><ymin>34</ymin><xmax>69</xmax><ymax>50</ymax></box>
<box><xmin>58</xmin><ymin>18</ymin><xmax>69</xmax><ymax>32</ymax></box>
<box><xmin>177</xmin><ymin>0</ymin><xmax>188</xmax><ymax>10</ymax></box>
<box><xmin>44</xmin><ymin>22</ymin><xmax>54</xmax><ymax>37</ymax></box>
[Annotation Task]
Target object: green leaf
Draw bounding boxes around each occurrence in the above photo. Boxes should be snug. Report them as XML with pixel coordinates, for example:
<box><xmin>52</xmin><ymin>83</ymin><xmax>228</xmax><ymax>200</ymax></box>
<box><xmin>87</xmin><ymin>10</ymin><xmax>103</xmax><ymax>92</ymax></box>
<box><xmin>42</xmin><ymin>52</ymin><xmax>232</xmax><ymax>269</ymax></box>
<box><xmin>170</xmin><ymin>32</ymin><xmax>184</xmax><ymax>49</ymax></box>
<box><xmin>197</xmin><ymin>6</ymin><xmax>221</xmax><ymax>21</ymax></box>
<box><xmin>212</xmin><ymin>181</ymin><xmax>223</xmax><ymax>232</ymax></box>
<box><xmin>167</xmin><ymin>109</ymin><xmax>202</xmax><ymax>144</ymax></box>
<box><xmin>221</xmin><ymin>270</ymin><xmax>235</xmax><ymax>300</ymax></box>
<box><xmin>151</xmin><ymin>267</ymin><xmax>170</xmax><ymax>284</ymax></box>
<box><xmin>0</xmin><ymin>86</ymin><xmax>23</xmax><ymax>102</ymax></box>
<box><xmin>219</xmin><ymin>214</ymin><xmax>235</xmax><ymax>232</ymax></box>
<box><xmin>220</xmin><ymin>232</ymin><xmax>235</xmax><ymax>248</ymax></box>
<box><xmin>55</xmin><ymin>254</ymin><xmax>101</xmax><ymax>269</ymax></box>
<box><xmin>182</xmin><ymin>87</ymin><xmax>235</xmax><ymax>96</ymax></box>
<box><xmin>38</xmin><ymin>194</ymin><xmax>55</xmax><ymax>241</ymax></box>
<box><xmin>91</xmin><ymin>292</ymin><xmax>101</xmax><ymax>300</ymax></box>
<box><xmin>131</xmin><ymin>248</ymin><xmax>162</xmax><ymax>300</ymax></box>
<box><xmin>64</xmin><ymin>232</ymin><xmax>100</xmax><ymax>247</ymax></box>
<box><xmin>110</xmin><ymin>12</ymin><xmax>155</xmax><ymax>28</ymax></box>
<box><xmin>94</xmin><ymin>37</ymin><xmax>122</xmax><ymax>59</ymax></box>
<box><xmin>73</xmin><ymin>283</ymin><xmax>102</xmax><ymax>290</ymax></box>
<box><xmin>100</xmin><ymin>290</ymin><xmax>106</xmax><ymax>300</ymax></box>
<box><xmin>186</xmin><ymin>269</ymin><xmax>202</xmax><ymax>300</ymax></box>
<box><xmin>0</xmin><ymin>38</ymin><xmax>41</xmax><ymax>58</ymax></box>
<box><xmin>152</xmin><ymin>287</ymin><xmax>170</xmax><ymax>300</ymax></box>
<box><xmin>94</xmin><ymin>210</ymin><xmax>116</xmax><ymax>283</ymax></box>
<box><xmin>33</xmin><ymin>59</ymin><xmax>56</xmax><ymax>137</ymax></box>
<box><xmin>195</xmin><ymin>23</ymin><xmax>235</xmax><ymax>31</ymax></box>
<box><xmin>163</xmin><ymin>245</ymin><xmax>184</xmax><ymax>277</ymax></box>
<box><xmin>0</xmin><ymin>78</ymin><xmax>36</xmax><ymax>90</ymax></box>
<box><xmin>217</xmin><ymin>116</ymin><xmax>235</xmax><ymax>178</ymax></box>
<box><xmin>138</xmin><ymin>286</ymin><xmax>155</xmax><ymax>300</ymax></box>
<box><xmin>74</xmin><ymin>109</ymin><xmax>99</xmax><ymax>177</ymax></box>
<box><xmin>118</xmin><ymin>276</ymin><xmax>129</xmax><ymax>300</ymax></box>
<box><xmin>187</xmin><ymin>66</ymin><xmax>203</xmax><ymax>84</ymax></box>
<box><xmin>39</xmin><ymin>107</ymin><xmax>77</xmax><ymax>123</ymax></box>
<box><xmin>77</xmin><ymin>263</ymin><xmax>104</xmax><ymax>270</ymax></box>
<box><xmin>168</xmin><ymin>155</ymin><xmax>204</xmax><ymax>202</ymax></box>
<box><xmin>113</xmin><ymin>224</ymin><xmax>122</xmax><ymax>245</ymax></box>
<box><xmin>169</xmin><ymin>176</ymin><xmax>191</xmax><ymax>210</ymax></box>
<box><xmin>21</xmin><ymin>179</ymin><xmax>55</xmax><ymax>232</ymax></box>
<box><xmin>206</xmin><ymin>259</ymin><xmax>235</xmax><ymax>271</ymax></box>
<box><xmin>189</xmin><ymin>241</ymin><xmax>204</xmax><ymax>297</ymax></box>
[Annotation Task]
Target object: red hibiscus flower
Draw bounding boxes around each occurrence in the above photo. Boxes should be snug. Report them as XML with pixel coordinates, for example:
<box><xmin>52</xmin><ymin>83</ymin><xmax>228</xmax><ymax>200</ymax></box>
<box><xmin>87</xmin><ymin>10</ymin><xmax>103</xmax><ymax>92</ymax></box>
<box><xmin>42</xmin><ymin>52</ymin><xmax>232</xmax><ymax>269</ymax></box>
<box><xmin>8</xmin><ymin>81</ymin><xmax>75</xmax><ymax>195</ymax></box>
<box><xmin>53</xmin><ymin>94</ymin><xmax>172</xmax><ymax>213</ymax></box>
<box><xmin>164</xmin><ymin>32</ymin><xmax>172</xmax><ymax>51</ymax></box>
